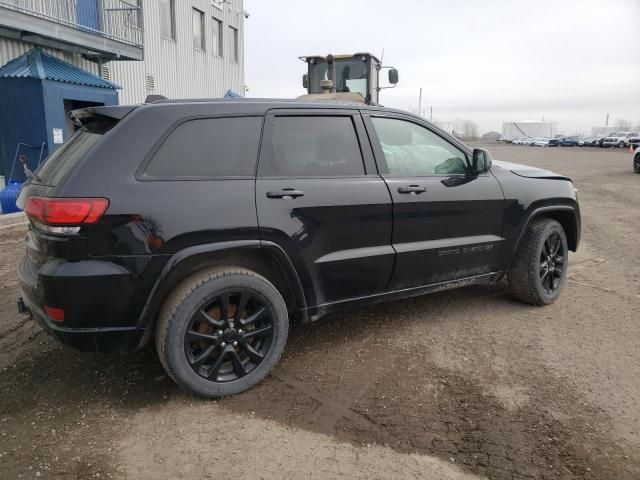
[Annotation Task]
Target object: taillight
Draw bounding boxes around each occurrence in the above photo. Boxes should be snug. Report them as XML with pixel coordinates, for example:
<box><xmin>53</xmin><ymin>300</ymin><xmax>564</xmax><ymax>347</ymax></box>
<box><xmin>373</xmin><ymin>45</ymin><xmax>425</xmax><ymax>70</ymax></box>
<box><xmin>25</xmin><ymin>197</ymin><xmax>109</xmax><ymax>234</ymax></box>
<box><xmin>44</xmin><ymin>305</ymin><xmax>65</xmax><ymax>322</ymax></box>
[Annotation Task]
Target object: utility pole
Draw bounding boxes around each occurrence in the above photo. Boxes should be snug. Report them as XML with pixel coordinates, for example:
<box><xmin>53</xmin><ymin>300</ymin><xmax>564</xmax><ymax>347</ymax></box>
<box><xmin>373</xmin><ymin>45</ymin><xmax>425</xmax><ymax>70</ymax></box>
<box><xmin>430</xmin><ymin>106</ymin><xmax>433</xmax><ymax>122</ymax></box>
<box><xmin>418</xmin><ymin>88</ymin><xmax>422</xmax><ymax>118</ymax></box>
<box><xmin>605</xmin><ymin>113</ymin><xmax>609</xmax><ymax>127</ymax></box>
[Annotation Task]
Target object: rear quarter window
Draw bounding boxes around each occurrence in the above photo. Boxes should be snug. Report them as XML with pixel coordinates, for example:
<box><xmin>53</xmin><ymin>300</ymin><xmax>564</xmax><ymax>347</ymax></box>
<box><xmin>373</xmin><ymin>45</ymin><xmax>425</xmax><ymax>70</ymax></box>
<box><xmin>35</xmin><ymin>131</ymin><xmax>102</xmax><ymax>186</ymax></box>
<box><xmin>144</xmin><ymin>116</ymin><xmax>263</xmax><ymax>178</ymax></box>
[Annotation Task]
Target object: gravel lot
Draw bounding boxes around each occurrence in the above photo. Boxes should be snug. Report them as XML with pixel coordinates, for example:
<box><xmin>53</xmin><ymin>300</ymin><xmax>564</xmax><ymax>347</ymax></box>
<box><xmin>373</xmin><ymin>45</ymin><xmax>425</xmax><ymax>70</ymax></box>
<box><xmin>1</xmin><ymin>144</ymin><xmax>638</xmax><ymax>480</ymax></box>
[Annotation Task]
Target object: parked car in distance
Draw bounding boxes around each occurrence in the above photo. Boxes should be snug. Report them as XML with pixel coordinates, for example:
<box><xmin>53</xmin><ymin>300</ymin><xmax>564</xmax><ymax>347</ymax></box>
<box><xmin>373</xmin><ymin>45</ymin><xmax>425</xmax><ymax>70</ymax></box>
<box><xmin>548</xmin><ymin>137</ymin><xmax>562</xmax><ymax>147</ymax></box>
<box><xmin>603</xmin><ymin>132</ymin><xmax>639</xmax><ymax>148</ymax></box>
<box><xmin>531</xmin><ymin>137</ymin><xmax>550</xmax><ymax>147</ymax></box>
<box><xmin>16</xmin><ymin>99</ymin><xmax>581</xmax><ymax>397</ymax></box>
<box><xmin>560</xmin><ymin>136</ymin><xmax>580</xmax><ymax>147</ymax></box>
<box><xmin>628</xmin><ymin>134</ymin><xmax>640</xmax><ymax>148</ymax></box>
<box><xmin>596</xmin><ymin>135</ymin><xmax>609</xmax><ymax>147</ymax></box>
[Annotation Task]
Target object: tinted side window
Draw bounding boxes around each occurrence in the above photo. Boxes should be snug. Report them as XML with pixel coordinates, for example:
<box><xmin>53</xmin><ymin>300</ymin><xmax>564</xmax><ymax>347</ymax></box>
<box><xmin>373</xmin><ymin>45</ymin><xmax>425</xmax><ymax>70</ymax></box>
<box><xmin>371</xmin><ymin>117</ymin><xmax>469</xmax><ymax>176</ymax></box>
<box><xmin>145</xmin><ymin>116</ymin><xmax>262</xmax><ymax>178</ymax></box>
<box><xmin>263</xmin><ymin>116</ymin><xmax>365</xmax><ymax>177</ymax></box>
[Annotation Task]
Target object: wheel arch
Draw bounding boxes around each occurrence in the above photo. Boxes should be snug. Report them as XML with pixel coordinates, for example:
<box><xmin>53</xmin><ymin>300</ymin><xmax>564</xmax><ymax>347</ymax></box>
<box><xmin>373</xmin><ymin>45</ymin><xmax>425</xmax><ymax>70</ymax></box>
<box><xmin>533</xmin><ymin>208</ymin><xmax>579</xmax><ymax>252</ymax></box>
<box><xmin>512</xmin><ymin>205</ymin><xmax>580</xmax><ymax>258</ymax></box>
<box><xmin>136</xmin><ymin>241</ymin><xmax>308</xmax><ymax>341</ymax></box>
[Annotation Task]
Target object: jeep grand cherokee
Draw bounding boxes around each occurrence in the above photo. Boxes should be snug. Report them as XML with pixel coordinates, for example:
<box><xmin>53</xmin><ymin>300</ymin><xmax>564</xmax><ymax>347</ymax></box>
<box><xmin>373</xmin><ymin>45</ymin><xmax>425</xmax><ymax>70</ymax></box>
<box><xmin>17</xmin><ymin>99</ymin><xmax>581</xmax><ymax>397</ymax></box>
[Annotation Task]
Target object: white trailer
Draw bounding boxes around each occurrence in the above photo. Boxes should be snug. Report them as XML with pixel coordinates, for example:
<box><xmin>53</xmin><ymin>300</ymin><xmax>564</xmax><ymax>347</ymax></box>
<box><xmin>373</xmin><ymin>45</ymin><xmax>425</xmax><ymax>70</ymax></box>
<box><xmin>502</xmin><ymin>121</ymin><xmax>557</xmax><ymax>140</ymax></box>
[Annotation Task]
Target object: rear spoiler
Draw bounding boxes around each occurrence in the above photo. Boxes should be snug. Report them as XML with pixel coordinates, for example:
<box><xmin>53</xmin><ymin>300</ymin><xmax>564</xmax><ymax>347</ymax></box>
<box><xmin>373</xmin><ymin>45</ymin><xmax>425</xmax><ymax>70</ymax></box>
<box><xmin>70</xmin><ymin>105</ymin><xmax>136</xmax><ymax>128</ymax></box>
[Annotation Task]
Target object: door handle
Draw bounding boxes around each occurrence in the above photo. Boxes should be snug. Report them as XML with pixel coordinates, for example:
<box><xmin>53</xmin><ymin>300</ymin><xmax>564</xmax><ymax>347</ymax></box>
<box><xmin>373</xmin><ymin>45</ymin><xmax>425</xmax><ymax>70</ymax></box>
<box><xmin>397</xmin><ymin>185</ymin><xmax>427</xmax><ymax>194</ymax></box>
<box><xmin>266</xmin><ymin>188</ymin><xmax>305</xmax><ymax>199</ymax></box>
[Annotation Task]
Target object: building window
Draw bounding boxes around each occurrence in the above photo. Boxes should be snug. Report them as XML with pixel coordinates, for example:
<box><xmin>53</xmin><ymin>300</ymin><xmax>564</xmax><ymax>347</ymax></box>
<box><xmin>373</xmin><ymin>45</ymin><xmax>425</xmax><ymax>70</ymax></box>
<box><xmin>228</xmin><ymin>26</ymin><xmax>239</xmax><ymax>62</ymax></box>
<box><xmin>212</xmin><ymin>18</ymin><xmax>223</xmax><ymax>56</ymax></box>
<box><xmin>193</xmin><ymin>8</ymin><xmax>205</xmax><ymax>50</ymax></box>
<box><xmin>159</xmin><ymin>0</ymin><xmax>175</xmax><ymax>39</ymax></box>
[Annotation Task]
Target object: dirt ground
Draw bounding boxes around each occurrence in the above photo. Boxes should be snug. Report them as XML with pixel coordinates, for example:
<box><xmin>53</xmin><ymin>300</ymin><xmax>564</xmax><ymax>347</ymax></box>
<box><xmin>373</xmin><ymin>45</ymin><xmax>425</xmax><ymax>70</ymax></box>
<box><xmin>1</xmin><ymin>144</ymin><xmax>639</xmax><ymax>480</ymax></box>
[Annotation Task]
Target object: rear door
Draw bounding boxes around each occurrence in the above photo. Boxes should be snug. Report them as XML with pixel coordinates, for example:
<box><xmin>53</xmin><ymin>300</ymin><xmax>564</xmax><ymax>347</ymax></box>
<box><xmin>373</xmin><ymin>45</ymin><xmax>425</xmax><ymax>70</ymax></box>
<box><xmin>256</xmin><ymin>109</ymin><xmax>394</xmax><ymax>307</ymax></box>
<box><xmin>364</xmin><ymin>113</ymin><xmax>505</xmax><ymax>290</ymax></box>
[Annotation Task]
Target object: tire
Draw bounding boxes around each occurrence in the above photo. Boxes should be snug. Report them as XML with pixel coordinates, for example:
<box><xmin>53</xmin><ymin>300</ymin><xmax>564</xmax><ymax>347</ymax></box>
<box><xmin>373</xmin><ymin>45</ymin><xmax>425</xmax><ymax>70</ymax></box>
<box><xmin>618</xmin><ymin>142</ymin><xmax>625</xmax><ymax>148</ymax></box>
<box><xmin>155</xmin><ymin>267</ymin><xmax>288</xmax><ymax>397</ymax></box>
<box><xmin>634</xmin><ymin>154</ymin><xmax>640</xmax><ymax>174</ymax></box>
<box><xmin>508</xmin><ymin>219</ymin><xmax>568</xmax><ymax>306</ymax></box>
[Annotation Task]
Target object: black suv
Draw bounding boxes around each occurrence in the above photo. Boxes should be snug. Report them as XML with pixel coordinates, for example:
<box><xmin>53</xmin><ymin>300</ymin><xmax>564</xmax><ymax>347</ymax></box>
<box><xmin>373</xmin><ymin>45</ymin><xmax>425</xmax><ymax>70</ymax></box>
<box><xmin>17</xmin><ymin>99</ymin><xmax>580</xmax><ymax>397</ymax></box>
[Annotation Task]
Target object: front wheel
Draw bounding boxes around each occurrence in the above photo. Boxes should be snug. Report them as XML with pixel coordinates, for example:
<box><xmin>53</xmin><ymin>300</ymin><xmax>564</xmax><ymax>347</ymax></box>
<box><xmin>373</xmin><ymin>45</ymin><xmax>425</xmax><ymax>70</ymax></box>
<box><xmin>508</xmin><ymin>219</ymin><xmax>568</xmax><ymax>306</ymax></box>
<box><xmin>634</xmin><ymin>155</ymin><xmax>640</xmax><ymax>174</ymax></box>
<box><xmin>155</xmin><ymin>268</ymin><xmax>288</xmax><ymax>397</ymax></box>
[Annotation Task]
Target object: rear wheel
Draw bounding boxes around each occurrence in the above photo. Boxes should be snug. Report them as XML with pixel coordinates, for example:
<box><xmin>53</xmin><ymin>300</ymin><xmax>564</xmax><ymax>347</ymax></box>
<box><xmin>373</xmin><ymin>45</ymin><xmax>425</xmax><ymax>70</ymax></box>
<box><xmin>508</xmin><ymin>219</ymin><xmax>568</xmax><ymax>306</ymax></box>
<box><xmin>634</xmin><ymin>155</ymin><xmax>640</xmax><ymax>174</ymax></box>
<box><xmin>155</xmin><ymin>268</ymin><xmax>288</xmax><ymax>397</ymax></box>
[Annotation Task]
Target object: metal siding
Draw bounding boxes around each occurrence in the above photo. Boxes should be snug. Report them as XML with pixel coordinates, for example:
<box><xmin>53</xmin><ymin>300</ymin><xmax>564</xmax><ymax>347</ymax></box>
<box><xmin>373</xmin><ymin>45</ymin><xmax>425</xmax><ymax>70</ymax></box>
<box><xmin>0</xmin><ymin>0</ymin><xmax>244</xmax><ymax>105</ymax></box>
<box><xmin>0</xmin><ymin>37</ymin><xmax>100</xmax><ymax>75</ymax></box>
<box><xmin>109</xmin><ymin>0</ymin><xmax>245</xmax><ymax>104</ymax></box>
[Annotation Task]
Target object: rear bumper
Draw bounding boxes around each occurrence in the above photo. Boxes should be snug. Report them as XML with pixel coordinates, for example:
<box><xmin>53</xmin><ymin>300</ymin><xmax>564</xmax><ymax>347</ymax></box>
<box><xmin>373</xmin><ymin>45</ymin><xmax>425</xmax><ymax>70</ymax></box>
<box><xmin>18</xmin><ymin>255</ymin><xmax>147</xmax><ymax>353</ymax></box>
<box><xmin>19</xmin><ymin>291</ymin><xmax>145</xmax><ymax>353</ymax></box>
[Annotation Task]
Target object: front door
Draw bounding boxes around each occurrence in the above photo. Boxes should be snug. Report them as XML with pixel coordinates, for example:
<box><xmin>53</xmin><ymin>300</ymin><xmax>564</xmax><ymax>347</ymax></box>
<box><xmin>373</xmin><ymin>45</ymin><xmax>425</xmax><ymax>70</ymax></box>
<box><xmin>256</xmin><ymin>110</ymin><xmax>394</xmax><ymax>307</ymax></box>
<box><xmin>364</xmin><ymin>113</ymin><xmax>505</xmax><ymax>290</ymax></box>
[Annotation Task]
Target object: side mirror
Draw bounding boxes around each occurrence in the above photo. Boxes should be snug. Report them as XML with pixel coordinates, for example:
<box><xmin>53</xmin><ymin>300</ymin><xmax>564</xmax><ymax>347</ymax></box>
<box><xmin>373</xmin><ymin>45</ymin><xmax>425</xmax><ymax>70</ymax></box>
<box><xmin>471</xmin><ymin>148</ymin><xmax>492</xmax><ymax>174</ymax></box>
<box><xmin>302</xmin><ymin>73</ymin><xmax>309</xmax><ymax>89</ymax></box>
<box><xmin>388</xmin><ymin>68</ymin><xmax>399</xmax><ymax>85</ymax></box>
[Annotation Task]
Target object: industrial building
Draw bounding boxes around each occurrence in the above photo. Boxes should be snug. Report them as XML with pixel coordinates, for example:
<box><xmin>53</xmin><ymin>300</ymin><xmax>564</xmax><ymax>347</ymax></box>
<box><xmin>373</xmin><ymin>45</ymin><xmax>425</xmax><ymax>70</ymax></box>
<box><xmin>502</xmin><ymin>121</ymin><xmax>557</xmax><ymax>140</ymax></box>
<box><xmin>0</xmin><ymin>0</ymin><xmax>245</xmax><ymax>182</ymax></box>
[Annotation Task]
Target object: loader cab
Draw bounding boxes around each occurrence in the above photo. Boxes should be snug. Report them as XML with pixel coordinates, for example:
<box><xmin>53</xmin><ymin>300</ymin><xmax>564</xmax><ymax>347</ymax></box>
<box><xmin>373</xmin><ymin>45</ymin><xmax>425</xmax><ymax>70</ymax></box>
<box><xmin>301</xmin><ymin>53</ymin><xmax>398</xmax><ymax>105</ymax></box>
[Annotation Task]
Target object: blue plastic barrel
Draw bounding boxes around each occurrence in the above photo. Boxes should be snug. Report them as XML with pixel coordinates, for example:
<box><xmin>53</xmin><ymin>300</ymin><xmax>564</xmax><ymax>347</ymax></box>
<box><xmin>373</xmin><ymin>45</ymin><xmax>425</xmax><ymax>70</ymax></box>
<box><xmin>0</xmin><ymin>181</ymin><xmax>24</xmax><ymax>214</ymax></box>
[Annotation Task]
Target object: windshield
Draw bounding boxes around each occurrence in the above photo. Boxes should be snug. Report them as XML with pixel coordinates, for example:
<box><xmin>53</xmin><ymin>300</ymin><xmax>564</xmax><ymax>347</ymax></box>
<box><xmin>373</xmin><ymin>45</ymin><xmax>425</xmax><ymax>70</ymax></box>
<box><xmin>309</xmin><ymin>58</ymin><xmax>369</xmax><ymax>99</ymax></box>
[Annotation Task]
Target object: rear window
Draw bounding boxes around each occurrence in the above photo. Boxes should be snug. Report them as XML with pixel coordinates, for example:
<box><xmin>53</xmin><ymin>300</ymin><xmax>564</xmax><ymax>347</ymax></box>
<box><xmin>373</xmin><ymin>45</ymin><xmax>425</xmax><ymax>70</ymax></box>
<box><xmin>144</xmin><ymin>116</ymin><xmax>263</xmax><ymax>178</ymax></box>
<box><xmin>35</xmin><ymin>131</ymin><xmax>102</xmax><ymax>186</ymax></box>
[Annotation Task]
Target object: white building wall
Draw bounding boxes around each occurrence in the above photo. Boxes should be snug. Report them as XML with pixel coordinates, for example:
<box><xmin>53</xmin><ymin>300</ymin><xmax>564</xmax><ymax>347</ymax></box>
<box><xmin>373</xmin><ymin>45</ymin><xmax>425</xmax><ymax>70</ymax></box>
<box><xmin>591</xmin><ymin>126</ymin><xmax>620</xmax><ymax>136</ymax></box>
<box><xmin>109</xmin><ymin>0</ymin><xmax>245</xmax><ymax>104</ymax></box>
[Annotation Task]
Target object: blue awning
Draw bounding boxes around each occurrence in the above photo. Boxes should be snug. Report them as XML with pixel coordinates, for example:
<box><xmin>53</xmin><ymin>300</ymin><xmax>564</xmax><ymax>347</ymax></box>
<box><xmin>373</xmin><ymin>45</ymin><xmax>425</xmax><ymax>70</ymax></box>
<box><xmin>0</xmin><ymin>48</ymin><xmax>119</xmax><ymax>89</ymax></box>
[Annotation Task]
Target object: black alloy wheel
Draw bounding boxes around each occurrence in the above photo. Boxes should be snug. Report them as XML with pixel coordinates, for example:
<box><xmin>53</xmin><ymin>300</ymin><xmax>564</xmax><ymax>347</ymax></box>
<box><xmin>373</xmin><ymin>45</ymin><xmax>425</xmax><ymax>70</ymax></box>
<box><xmin>184</xmin><ymin>289</ymin><xmax>275</xmax><ymax>382</ymax></box>
<box><xmin>634</xmin><ymin>155</ymin><xmax>640</xmax><ymax>174</ymax></box>
<box><xmin>539</xmin><ymin>232</ymin><xmax>565</xmax><ymax>294</ymax></box>
<box><xmin>508</xmin><ymin>218</ymin><xmax>568</xmax><ymax>306</ymax></box>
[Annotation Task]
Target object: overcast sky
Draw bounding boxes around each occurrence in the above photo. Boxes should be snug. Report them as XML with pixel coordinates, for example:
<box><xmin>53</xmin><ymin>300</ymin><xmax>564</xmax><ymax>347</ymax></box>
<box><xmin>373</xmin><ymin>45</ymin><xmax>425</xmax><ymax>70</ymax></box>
<box><xmin>244</xmin><ymin>0</ymin><xmax>640</xmax><ymax>134</ymax></box>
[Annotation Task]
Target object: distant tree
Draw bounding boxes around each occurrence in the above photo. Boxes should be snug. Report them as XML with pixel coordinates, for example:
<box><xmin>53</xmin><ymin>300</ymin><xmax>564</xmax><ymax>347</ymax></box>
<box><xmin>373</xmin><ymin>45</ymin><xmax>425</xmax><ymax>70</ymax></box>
<box><xmin>614</xmin><ymin>118</ymin><xmax>633</xmax><ymax>130</ymax></box>
<box><xmin>454</xmin><ymin>119</ymin><xmax>479</xmax><ymax>140</ymax></box>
